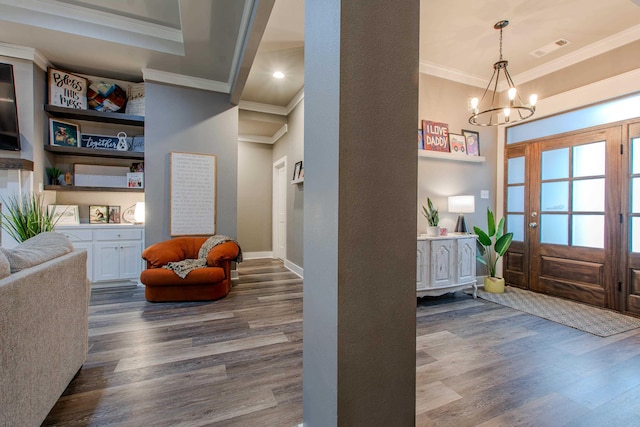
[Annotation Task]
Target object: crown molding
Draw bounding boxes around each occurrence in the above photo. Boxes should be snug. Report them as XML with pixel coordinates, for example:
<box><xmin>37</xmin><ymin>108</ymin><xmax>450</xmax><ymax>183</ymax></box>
<box><xmin>142</xmin><ymin>68</ymin><xmax>230</xmax><ymax>93</ymax></box>
<box><xmin>238</xmin><ymin>123</ymin><xmax>288</xmax><ymax>145</ymax></box>
<box><xmin>286</xmin><ymin>88</ymin><xmax>305</xmax><ymax>114</ymax></box>
<box><xmin>421</xmin><ymin>24</ymin><xmax>640</xmax><ymax>93</ymax></box>
<box><xmin>238</xmin><ymin>100</ymin><xmax>288</xmax><ymax>115</ymax></box>
<box><xmin>0</xmin><ymin>0</ymin><xmax>184</xmax><ymax>55</ymax></box>
<box><xmin>512</xmin><ymin>23</ymin><xmax>640</xmax><ymax>87</ymax></box>
<box><xmin>0</xmin><ymin>42</ymin><xmax>50</xmax><ymax>70</ymax></box>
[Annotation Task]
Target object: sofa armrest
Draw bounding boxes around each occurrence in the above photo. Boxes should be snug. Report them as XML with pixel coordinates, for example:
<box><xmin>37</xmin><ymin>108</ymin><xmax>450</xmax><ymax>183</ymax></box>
<box><xmin>142</xmin><ymin>237</ymin><xmax>207</xmax><ymax>268</ymax></box>
<box><xmin>206</xmin><ymin>241</ymin><xmax>240</xmax><ymax>267</ymax></box>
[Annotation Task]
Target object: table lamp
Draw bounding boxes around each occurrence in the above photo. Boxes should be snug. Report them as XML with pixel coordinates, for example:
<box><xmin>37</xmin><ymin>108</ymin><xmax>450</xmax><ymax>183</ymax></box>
<box><xmin>448</xmin><ymin>195</ymin><xmax>475</xmax><ymax>233</ymax></box>
<box><xmin>134</xmin><ymin>202</ymin><xmax>145</xmax><ymax>223</ymax></box>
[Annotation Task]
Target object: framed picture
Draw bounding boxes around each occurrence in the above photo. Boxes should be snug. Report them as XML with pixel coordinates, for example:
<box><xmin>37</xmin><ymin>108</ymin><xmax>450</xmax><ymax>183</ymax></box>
<box><xmin>49</xmin><ymin>118</ymin><xmax>80</xmax><ymax>147</ymax></box>
<box><xmin>418</xmin><ymin>129</ymin><xmax>424</xmax><ymax>150</ymax></box>
<box><xmin>47</xmin><ymin>205</ymin><xmax>79</xmax><ymax>225</ymax></box>
<box><xmin>449</xmin><ymin>133</ymin><xmax>466</xmax><ymax>154</ymax></box>
<box><xmin>127</xmin><ymin>172</ymin><xmax>144</xmax><ymax>188</ymax></box>
<box><xmin>462</xmin><ymin>129</ymin><xmax>480</xmax><ymax>156</ymax></box>
<box><xmin>108</xmin><ymin>206</ymin><xmax>121</xmax><ymax>223</ymax></box>
<box><xmin>48</xmin><ymin>68</ymin><xmax>87</xmax><ymax>110</ymax></box>
<box><xmin>293</xmin><ymin>161</ymin><xmax>303</xmax><ymax>180</ymax></box>
<box><xmin>89</xmin><ymin>205</ymin><xmax>108</xmax><ymax>224</ymax></box>
<box><xmin>421</xmin><ymin>120</ymin><xmax>450</xmax><ymax>152</ymax></box>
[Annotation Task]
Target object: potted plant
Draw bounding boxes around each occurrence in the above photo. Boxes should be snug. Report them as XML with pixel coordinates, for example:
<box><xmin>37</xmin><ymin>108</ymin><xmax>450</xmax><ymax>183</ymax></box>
<box><xmin>45</xmin><ymin>166</ymin><xmax>63</xmax><ymax>185</ymax></box>
<box><xmin>421</xmin><ymin>198</ymin><xmax>440</xmax><ymax>237</ymax></box>
<box><xmin>0</xmin><ymin>193</ymin><xmax>59</xmax><ymax>242</ymax></box>
<box><xmin>473</xmin><ymin>208</ymin><xmax>513</xmax><ymax>293</ymax></box>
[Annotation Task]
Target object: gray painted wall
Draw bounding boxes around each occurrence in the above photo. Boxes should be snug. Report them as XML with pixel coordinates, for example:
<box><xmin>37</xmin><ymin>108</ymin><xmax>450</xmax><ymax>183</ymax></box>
<box><xmin>273</xmin><ymin>99</ymin><xmax>304</xmax><ymax>267</ymax></box>
<box><xmin>418</xmin><ymin>74</ymin><xmax>498</xmax><ymax>236</ymax></box>
<box><xmin>237</xmin><ymin>140</ymin><xmax>272</xmax><ymax>252</ymax></box>
<box><xmin>144</xmin><ymin>83</ymin><xmax>238</xmax><ymax>246</ymax></box>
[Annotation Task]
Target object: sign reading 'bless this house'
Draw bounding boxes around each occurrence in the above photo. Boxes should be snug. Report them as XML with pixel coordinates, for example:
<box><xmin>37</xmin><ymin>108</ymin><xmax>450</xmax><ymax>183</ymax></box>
<box><xmin>421</xmin><ymin>120</ymin><xmax>450</xmax><ymax>152</ymax></box>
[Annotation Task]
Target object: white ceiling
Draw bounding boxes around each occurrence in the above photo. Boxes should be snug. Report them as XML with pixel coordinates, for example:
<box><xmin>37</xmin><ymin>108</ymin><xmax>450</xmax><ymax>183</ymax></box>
<box><xmin>0</xmin><ymin>0</ymin><xmax>639</xmax><ymax>135</ymax></box>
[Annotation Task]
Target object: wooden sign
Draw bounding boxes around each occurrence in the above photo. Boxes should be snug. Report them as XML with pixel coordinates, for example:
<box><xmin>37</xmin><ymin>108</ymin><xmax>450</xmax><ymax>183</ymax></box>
<box><xmin>48</xmin><ymin>68</ymin><xmax>87</xmax><ymax>110</ymax></box>
<box><xmin>421</xmin><ymin>120</ymin><xmax>450</xmax><ymax>152</ymax></box>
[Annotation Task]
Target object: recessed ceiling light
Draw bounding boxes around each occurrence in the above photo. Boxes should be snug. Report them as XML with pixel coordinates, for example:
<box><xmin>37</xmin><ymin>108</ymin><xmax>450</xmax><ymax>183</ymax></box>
<box><xmin>273</xmin><ymin>71</ymin><xmax>285</xmax><ymax>79</ymax></box>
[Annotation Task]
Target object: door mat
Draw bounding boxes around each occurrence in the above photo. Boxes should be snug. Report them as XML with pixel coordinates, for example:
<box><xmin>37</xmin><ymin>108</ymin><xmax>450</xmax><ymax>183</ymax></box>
<box><xmin>476</xmin><ymin>286</ymin><xmax>640</xmax><ymax>337</ymax></box>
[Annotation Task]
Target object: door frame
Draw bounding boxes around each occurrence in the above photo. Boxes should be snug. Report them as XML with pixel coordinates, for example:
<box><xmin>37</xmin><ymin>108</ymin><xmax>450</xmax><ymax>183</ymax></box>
<box><xmin>272</xmin><ymin>156</ymin><xmax>287</xmax><ymax>260</ymax></box>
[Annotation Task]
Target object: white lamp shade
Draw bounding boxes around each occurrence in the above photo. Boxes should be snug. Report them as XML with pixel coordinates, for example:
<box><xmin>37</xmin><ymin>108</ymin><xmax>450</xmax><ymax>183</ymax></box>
<box><xmin>448</xmin><ymin>195</ymin><xmax>475</xmax><ymax>213</ymax></box>
<box><xmin>134</xmin><ymin>202</ymin><xmax>145</xmax><ymax>223</ymax></box>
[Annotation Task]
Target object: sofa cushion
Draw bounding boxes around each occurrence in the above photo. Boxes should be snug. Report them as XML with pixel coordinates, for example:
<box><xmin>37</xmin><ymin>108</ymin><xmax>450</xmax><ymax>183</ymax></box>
<box><xmin>0</xmin><ymin>232</ymin><xmax>73</xmax><ymax>273</ymax></box>
<box><xmin>0</xmin><ymin>250</ymin><xmax>10</xmax><ymax>279</ymax></box>
<box><xmin>140</xmin><ymin>265</ymin><xmax>225</xmax><ymax>286</ymax></box>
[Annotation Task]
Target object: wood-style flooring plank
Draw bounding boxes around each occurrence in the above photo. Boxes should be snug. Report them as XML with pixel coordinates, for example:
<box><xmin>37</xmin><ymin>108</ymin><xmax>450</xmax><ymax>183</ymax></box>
<box><xmin>42</xmin><ymin>260</ymin><xmax>640</xmax><ymax>426</ymax></box>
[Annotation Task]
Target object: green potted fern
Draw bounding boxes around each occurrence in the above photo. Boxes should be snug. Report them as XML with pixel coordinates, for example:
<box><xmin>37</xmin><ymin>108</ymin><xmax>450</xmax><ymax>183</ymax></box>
<box><xmin>473</xmin><ymin>208</ymin><xmax>513</xmax><ymax>293</ymax></box>
<box><xmin>421</xmin><ymin>198</ymin><xmax>440</xmax><ymax>237</ymax></box>
<box><xmin>0</xmin><ymin>193</ymin><xmax>58</xmax><ymax>242</ymax></box>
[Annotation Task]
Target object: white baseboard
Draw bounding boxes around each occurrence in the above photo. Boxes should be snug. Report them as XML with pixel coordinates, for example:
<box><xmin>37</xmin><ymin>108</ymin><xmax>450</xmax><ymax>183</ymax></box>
<box><xmin>284</xmin><ymin>259</ymin><xmax>303</xmax><ymax>278</ymax></box>
<box><xmin>243</xmin><ymin>251</ymin><xmax>273</xmax><ymax>259</ymax></box>
<box><xmin>231</xmin><ymin>269</ymin><xmax>238</xmax><ymax>280</ymax></box>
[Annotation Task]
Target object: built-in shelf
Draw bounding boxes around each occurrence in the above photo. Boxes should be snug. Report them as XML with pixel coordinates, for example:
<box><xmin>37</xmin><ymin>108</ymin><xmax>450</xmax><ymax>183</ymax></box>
<box><xmin>44</xmin><ymin>145</ymin><xmax>144</xmax><ymax>160</ymax></box>
<box><xmin>0</xmin><ymin>157</ymin><xmax>34</xmax><ymax>171</ymax></box>
<box><xmin>44</xmin><ymin>185</ymin><xmax>144</xmax><ymax>193</ymax></box>
<box><xmin>44</xmin><ymin>104</ymin><xmax>144</xmax><ymax>126</ymax></box>
<box><xmin>418</xmin><ymin>150</ymin><xmax>486</xmax><ymax>163</ymax></box>
<box><xmin>291</xmin><ymin>178</ymin><xmax>304</xmax><ymax>184</ymax></box>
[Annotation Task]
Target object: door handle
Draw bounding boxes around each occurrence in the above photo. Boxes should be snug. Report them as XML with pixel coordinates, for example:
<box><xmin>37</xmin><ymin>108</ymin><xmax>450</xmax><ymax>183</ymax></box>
<box><xmin>529</xmin><ymin>222</ymin><xmax>538</xmax><ymax>228</ymax></box>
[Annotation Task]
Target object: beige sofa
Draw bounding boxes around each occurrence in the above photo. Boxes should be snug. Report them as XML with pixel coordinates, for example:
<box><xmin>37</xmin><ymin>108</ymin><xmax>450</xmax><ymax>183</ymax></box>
<box><xmin>0</xmin><ymin>232</ymin><xmax>90</xmax><ymax>427</ymax></box>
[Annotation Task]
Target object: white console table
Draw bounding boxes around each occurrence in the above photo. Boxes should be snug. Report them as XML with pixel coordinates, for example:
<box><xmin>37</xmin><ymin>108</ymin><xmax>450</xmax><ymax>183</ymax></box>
<box><xmin>417</xmin><ymin>233</ymin><xmax>477</xmax><ymax>298</ymax></box>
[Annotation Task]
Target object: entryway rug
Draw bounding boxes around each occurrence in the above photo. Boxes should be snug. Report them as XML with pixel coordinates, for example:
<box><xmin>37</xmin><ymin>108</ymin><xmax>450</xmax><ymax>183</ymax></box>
<box><xmin>476</xmin><ymin>286</ymin><xmax>640</xmax><ymax>337</ymax></box>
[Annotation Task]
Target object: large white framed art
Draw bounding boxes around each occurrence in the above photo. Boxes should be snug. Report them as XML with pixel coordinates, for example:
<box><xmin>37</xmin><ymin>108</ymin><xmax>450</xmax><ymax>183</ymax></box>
<box><xmin>170</xmin><ymin>151</ymin><xmax>217</xmax><ymax>236</ymax></box>
<box><xmin>48</xmin><ymin>205</ymin><xmax>80</xmax><ymax>225</ymax></box>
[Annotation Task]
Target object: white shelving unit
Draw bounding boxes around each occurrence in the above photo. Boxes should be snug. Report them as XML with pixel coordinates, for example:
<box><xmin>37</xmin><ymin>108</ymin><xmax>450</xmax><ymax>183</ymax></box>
<box><xmin>418</xmin><ymin>150</ymin><xmax>485</xmax><ymax>163</ymax></box>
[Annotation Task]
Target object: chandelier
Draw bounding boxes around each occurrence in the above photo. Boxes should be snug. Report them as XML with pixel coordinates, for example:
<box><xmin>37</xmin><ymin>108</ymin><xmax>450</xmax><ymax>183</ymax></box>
<box><xmin>469</xmin><ymin>20</ymin><xmax>537</xmax><ymax>126</ymax></box>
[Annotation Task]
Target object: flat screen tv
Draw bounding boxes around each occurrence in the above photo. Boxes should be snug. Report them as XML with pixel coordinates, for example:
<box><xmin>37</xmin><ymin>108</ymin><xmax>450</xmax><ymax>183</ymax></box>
<box><xmin>0</xmin><ymin>63</ymin><xmax>21</xmax><ymax>151</ymax></box>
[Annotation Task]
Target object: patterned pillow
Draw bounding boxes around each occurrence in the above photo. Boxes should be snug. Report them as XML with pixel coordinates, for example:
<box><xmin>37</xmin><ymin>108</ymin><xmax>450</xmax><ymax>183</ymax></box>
<box><xmin>0</xmin><ymin>232</ymin><xmax>73</xmax><ymax>273</ymax></box>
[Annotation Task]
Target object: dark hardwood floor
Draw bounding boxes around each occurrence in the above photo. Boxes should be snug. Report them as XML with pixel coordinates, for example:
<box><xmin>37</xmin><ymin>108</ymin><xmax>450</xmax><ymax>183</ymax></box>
<box><xmin>43</xmin><ymin>259</ymin><xmax>640</xmax><ymax>426</ymax></box>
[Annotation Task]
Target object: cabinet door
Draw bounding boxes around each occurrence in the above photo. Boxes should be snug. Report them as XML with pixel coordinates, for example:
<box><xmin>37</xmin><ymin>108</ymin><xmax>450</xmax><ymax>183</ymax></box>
<box><xmin>119</xmin><ymin>241</ymin><xmax>143</xmax><ymax>280</ymax></box>
<box><xmin>456</xmin><ymin>238</ymin><xmax>477</xmax><ymax>284</ymax></box>
<box><xmin>72</xmin><ymin>242</ymin><xmax>93</xmax><ymax>282</ymax></box>
<box><xmin>93</xmin><ymin>242</ymin><xmax>120</xmax><ymax>282</ymax></box>
<box><xmin>416</xmin><ymin>241</ymin><xmax>428</xmax><ymax>291</ymax></box>
<box><xmin>429</xmin><ymin>239</ymin><xmax>454</xmax><ymax>287</ymax></box>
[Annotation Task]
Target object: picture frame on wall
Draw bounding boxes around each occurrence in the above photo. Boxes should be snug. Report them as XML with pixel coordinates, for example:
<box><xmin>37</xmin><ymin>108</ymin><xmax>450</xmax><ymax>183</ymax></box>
<box><xmin>47</xmin><ymin>205</ymin><xmax>80</xmax><ymax>225</ymax></box>
<box><xmin>108</xmin><ymin>206</ymin><xmax>121</xmax><ymax>223</ymax></box>
<box><xmin>293</xmin><ymin>161</ymin><xmax>303</xmax><ymax>180</ymax></box>
<box><xmin>48</xmin><ymin>68</ymin><xmax>87</xmax><ymax>110</ymax></box>
<box><xmin>462</xmin><ymin>129</ymin><xmax>480</xmax><ymax>156</ymax></box>
<box><xmin>449</xmin><ymin>133</ymin><xmax>466</xmax><ymax>154</ymax></box>
<box><xmin>89</xmin><ymin>205</ymin><xmax>108</xmax><ymax>224</ymax></box>
<box><xmin>49</xmin><ymin>118</ymin><xmax>80</xmax><ymax>147</ymax></box>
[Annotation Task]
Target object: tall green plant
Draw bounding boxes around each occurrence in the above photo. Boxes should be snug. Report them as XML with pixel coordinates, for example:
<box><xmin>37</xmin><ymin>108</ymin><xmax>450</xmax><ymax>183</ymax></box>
<box><xmin>1</xmin><ymin>193</ymin><xmax>58</xmax><ymax>242</ymax></box>
<box><xmin>473</xmin><ymin>208</ymin><xmax>513</xmax><ymax>277</ymax></box>
<box><xmin>421</xmin><ymin>198</ymin><xmax>439</xmax><ymax>226</ymax></box>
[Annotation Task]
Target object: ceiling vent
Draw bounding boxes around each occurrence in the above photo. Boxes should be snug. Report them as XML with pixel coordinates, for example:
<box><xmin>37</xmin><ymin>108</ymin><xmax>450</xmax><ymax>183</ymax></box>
<box><xmin>530</xmin><ymin>38</ymin><xmax>571</xmax><ymax>58</ymax></box>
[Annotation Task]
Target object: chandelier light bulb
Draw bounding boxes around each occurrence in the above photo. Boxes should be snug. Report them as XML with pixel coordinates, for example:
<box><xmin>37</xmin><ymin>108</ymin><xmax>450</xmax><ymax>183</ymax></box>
<box><xmin>530</xmin><ymin>94</ymin><xmax>538</xmax><ymax>107</ymax></box>
<box><xmin>471</xmin><ymin>97</ymin><xmax>479</xmax><ymax>110</ymax></box>
<box><xmin>508</xmin><ymin>87</ymin><xmax>517</xmax><ymax>101</ymax></box>
<box><xmin>504</xmin><ymin>107</ymin><xmax>511</xmax><ymax>122</ymax></box>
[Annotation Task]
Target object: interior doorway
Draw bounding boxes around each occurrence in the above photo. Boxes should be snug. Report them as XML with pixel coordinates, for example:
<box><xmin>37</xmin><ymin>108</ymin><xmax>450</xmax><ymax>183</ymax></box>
<box><xmin>272</xmin><ymin>156</ymin><xmax>287</xmax><ymax>261</ymax></box>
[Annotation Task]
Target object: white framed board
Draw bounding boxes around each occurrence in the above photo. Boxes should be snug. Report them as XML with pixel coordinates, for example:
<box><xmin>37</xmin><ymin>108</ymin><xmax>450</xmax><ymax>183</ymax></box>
<box><xmin>170</xmin><ymin>151</ymin><xmax>217</xmax><ymax>236</ymax></box>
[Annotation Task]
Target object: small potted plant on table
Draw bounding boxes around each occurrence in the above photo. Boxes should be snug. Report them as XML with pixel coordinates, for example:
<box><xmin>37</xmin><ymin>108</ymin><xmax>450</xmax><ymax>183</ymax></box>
<box><xmin>422</xmin><ymin>198</ymin><xmax>440</xmax><ymax>237</ymax></box>
<box><xmin>45</xmin><ymin>166</ymin><xmax>63</xmax><ymax>185</ymax></box>
<box><xmin>473</xmin><ymin>208</ymin><xmax>513</xmax><ymax>293</ymax></box>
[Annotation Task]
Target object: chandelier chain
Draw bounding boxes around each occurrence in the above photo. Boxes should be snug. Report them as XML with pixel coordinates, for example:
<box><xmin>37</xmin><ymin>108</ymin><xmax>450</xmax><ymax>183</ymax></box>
<box><xmin>499</xmin><ymin>27</ymin><xmax>503</xmax><ymax>61</ymax></box>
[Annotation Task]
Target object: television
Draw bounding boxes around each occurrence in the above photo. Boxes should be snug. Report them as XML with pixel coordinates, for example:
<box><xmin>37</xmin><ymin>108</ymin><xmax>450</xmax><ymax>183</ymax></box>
<box><xmin>0</xmin><ymin>63</ymin><xmax>21</xmax><ymax>151</ymax></box>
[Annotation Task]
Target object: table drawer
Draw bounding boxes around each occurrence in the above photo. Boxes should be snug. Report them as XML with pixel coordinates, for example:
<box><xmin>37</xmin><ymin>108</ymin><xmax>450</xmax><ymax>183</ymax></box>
<box><xmin>94</xmin><ymin>228</ymin><xmax>142</xmax><ymax>241</ymax></box>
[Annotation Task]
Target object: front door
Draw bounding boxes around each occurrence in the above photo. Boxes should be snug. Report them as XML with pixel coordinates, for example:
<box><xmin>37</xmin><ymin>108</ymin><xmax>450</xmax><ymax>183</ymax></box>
<box><xmin>625</xmin><ymin>122</ymin><xmax>640</xmax><ymax>316</ymax></box>
<box><xmin>505</xmin><ymin>126</ymin><xmax>622</xmax><ymax>309</ymax></box>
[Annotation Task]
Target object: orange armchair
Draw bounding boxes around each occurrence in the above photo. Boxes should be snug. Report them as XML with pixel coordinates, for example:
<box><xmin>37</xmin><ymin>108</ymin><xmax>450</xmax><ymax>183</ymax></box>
<box><xmin>140</xmin><ymin>236</ymin><xmax>240</xmax><ymax>302</ymax></box>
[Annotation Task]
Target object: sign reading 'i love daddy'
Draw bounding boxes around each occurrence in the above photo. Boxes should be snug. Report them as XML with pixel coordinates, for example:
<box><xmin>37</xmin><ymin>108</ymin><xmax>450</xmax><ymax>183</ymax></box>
<box><xmin>421</xmin><ymin>120</ymin><xmax>450</xmax><ymax>153</ymax></box>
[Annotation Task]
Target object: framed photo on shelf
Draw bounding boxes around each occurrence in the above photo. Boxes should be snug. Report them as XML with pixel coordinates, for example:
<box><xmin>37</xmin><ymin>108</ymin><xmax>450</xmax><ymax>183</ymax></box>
<box><xmin>108</xmin><ymin>206</ymin><xmax>121</xmax><ymax>223</ymax></box>
<box><xmin>449</xmin><ymin>133</ymin><xmax>466</xmax><ymax>154</ymax></box>
<box><xmin>48</xmin><ymin>68</ymin><xmax>87</xmax><ymax>110</ymax></box>
<box><xmin>421</xmin><ymin>120</ymin><xmax>450</xmax><ymax>152</ymax></box>
<box><xmin>89</xmin><ymin>205</ymin><xmax>108</xmax><ymax>224</ymax></box>
<box><xmin>293</xmin><ymin>161</ymin><xmax>303</xmax><ymax>180</ymax></box>
<box><xmin>127</xmin><ymin>172</ymin><xmax>144</xmax><ymax>188</ymax></box>
<box><xmin>462</xmin><ymin>129</ymin><xmax>480</xmax><ymax>156</ymax></box>
<box><xmin>47</xmin><ymin>204</ymin><xmax>80</xmax><ymax>225</ymax></box>
<box><xmin>49</xmin><ymin>118</ymin><xmax>80</xmax><ymax>147</ymax></box>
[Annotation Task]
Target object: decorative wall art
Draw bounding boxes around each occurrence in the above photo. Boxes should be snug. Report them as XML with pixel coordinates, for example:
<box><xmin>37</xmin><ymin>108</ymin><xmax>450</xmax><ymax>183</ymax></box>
<box><xmin>449</xmin><ymin>133</ymin><xmax>466</xmax><ymax>154</ymax></box>
<box><xmin>89</xmin><ymin>205</ymin><xmax>108</xmax><ymax>224</ymax></box>
<box><xmin>48</xmin><ymin>68</ymin><xmax>87</xmax><ymax>110</ymax></box>
<box><xmin>462</xmin><ymin>129</ymin><xmax>480</xmax><ymax>156</ymax></box>
<box><xmin>421</xmin><ymin>120</ymin><xmax>450</xmax><ymax>152</ymax></box>
<box><xmin>47</xmin><ymin>205</ymin><xmax>80</xmax><ymax>225</ymax></box>
<box><xmin>108</xmin><ymin>206</ymin><xmax>121</xmax><ymax>223</ymax></box>
<box><xmin>49</xmin><ymin>119</ymin><xmax>80</xmax><ymax>147</ymax></box>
